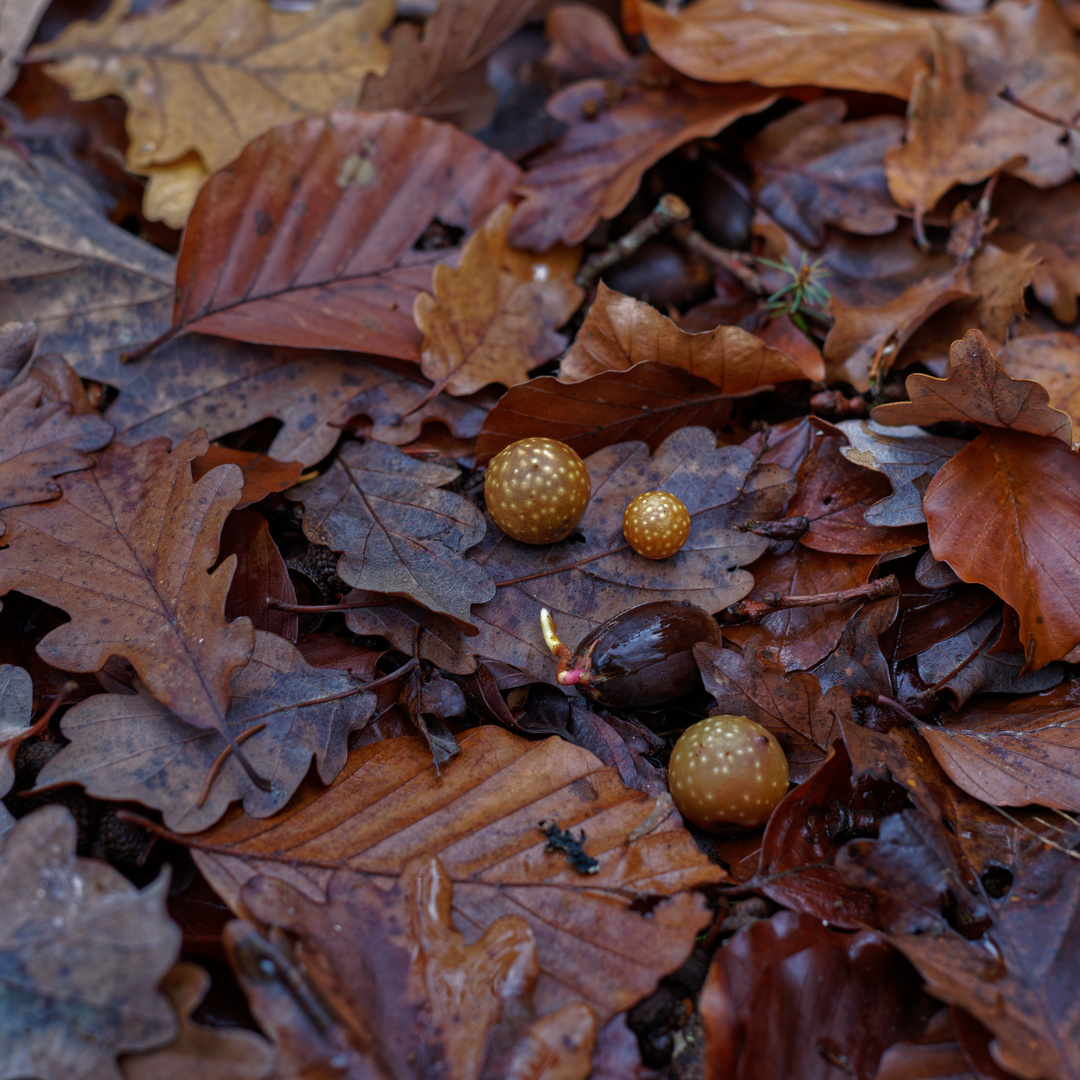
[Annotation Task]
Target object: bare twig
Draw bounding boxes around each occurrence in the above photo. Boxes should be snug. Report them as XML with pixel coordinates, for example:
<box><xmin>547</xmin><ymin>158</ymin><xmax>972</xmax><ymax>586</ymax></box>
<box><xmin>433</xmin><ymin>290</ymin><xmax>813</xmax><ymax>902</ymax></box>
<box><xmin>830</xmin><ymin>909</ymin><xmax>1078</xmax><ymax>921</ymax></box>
<box><xmin>671</xmin><ymin>224</ymin><xmax>763</xmax><ymax>292</ymax></box>
<box><xmin>726</xmin><ymin>574</ymin><xmax>901</xmax><ymax>620</ymax></box>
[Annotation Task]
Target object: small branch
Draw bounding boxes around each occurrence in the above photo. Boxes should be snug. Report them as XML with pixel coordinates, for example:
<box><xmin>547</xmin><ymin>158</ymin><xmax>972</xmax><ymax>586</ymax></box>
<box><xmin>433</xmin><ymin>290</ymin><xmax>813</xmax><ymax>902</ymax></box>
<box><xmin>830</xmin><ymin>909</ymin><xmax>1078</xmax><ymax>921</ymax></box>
<box><xmin>876</xmin><ymin>694</ymin><xmax>925</xmax><ymax>727</ymax></box>
<box><xmin>999</xmin><ymin>86</ymin><xmax>1080</xmax><ymax>133</ymax></box>
<box><xmin>726</xmin><ymin>574</ymin><xmax>901</xmax><ymax>620</ymax></box>
<box><xmin>671</xmin><ymin>224</ymin><xmax>763</xmax><ymax>292</ymax></box>
<box><xmin>734</xmin><ymin>516</ymin><xmax>809</xmax><ymax>540</ymax></box>
<box><xmin>268</xmin><ymin>597</ymin><xmax>387</xmax><ymax>613</ymax></box>
<box><xmin>576</xmin><ymin>193</ymin><xmax>690</xmax><ymax>290</ymax></box>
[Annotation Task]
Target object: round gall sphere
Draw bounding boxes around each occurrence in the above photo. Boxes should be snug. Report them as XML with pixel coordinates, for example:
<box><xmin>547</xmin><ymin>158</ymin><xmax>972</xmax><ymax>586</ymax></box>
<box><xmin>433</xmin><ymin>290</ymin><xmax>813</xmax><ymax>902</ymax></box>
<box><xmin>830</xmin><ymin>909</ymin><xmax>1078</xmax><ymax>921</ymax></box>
<box><xmin>622</xmin><ymin>491</ymin><xmax>691</xmax><ymax>560</ymax></box>
<box><xmin>668</xmin><ymin>714</ymin><xmax>789</xmax><ymax>832</ymax></box>
<box><xmin>485</xmin><ymin>437</ymin><xmax>591</xmax><ymax>544</ymax></box>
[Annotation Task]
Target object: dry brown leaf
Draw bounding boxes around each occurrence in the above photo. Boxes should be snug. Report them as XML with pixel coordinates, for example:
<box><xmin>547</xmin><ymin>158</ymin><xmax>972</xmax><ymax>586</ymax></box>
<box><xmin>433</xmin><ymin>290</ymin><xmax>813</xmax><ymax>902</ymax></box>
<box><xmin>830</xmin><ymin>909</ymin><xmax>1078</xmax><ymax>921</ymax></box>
<box><xmin>190</xmin><ymin>446</ymin><xmax>302</xmax><ymax>509</ymax></box>
<box><xmin>120</xmin><ymin>962</ymin><xmax>275</xmax><ymax>1080</ymax></box>
<box><xmin>221</xmin><ymin>508</ymin><xmax>298</xmax><ymax>642</ymax></box>
<box><xmin>0</xmin><ymin>665</ymin><xmax>32</xmax><ymax>798</ymax></box>
<box><xmin>415</xmin><ymin>204</ymin><xmax>583</xmax><ymax>396</ymax></box>
<box><xmin>544</xmin><ymin>3</ymin><xmax>631</xmax><ymax>81</ymax></box>
<box><xmin>171</xmin><ymin>110</ymin><xmax>519</xmax><ymax>360</ymax></box>
<box><xmin>873</xmin><ymin>329</ymin><xmax>1072</xmax><ymax>442</ymax></box>
<box><xmin>998</xmin><ymin>332</ymin><xmax>1080</xmax><ymax>443</ymax></box>
<box><xmin>245</xmin><ymin>856</ymin><xmax>596</xmax><ymax>1080</ymax></box>
<box><xmin>634</xmin><ymin>0</ymin><xmax>934</xmax><ymax>99</ymax></box>
<box><xmin>922</xmin><ymin>429</ymin><xmax>1080</xmax><ymax>669</ymax></box>
<box><xmin>559</xmin><ymin>282</ymin><xmax>823</xmax><ymax>386</ymax></box>
<box><xmin>885</xmin><ymin>0</ymin><xmax>1080</xmax><ymax>224</ymax></box>
<box><xmin>34</xmin><ymin>0</ymin><xmax>394</xmax><ymax>226</ymax></box>
<box><xmin>0</xmin><ymin>0</ymin><xmax>52</xmax><ymax>95</ymax></box>
<box><xmin>510</xmin><ymin>57</ymin><xmax>776</xmax><ymax>250</ymax></box>
<box><xmin>745</xmin><ymin>98</ymin><xmax>905</xmax><ymax>247</ymax></box>
<box><xmin>0</xmin><ymin>432</ymin><xmax>255</xmax><ymax>745</ymax></box>
<box><xmin>193</xmin><ymin>725</ymin><xmax>722</xmax><ymax>1026</ymax></box>
<box><xmin>0</xmin><ymin>805</ymin><xmax>180</xmax><ymax>1080</ymax></box>
<box><xmin>358</xmin><ymin>0</ymin><xmax>548</xmax><ymax>129</ymax></box>
<box><xmin>36</xmin><ymin>631</ymin><xmax>375</xmax><ymax>832</ymax></box>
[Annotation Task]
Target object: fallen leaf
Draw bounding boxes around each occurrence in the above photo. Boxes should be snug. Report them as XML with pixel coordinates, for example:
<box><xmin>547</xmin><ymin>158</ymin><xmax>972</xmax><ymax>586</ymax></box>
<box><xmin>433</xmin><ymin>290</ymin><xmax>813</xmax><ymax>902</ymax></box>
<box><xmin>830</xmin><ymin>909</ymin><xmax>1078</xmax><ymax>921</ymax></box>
<box><xmin>288</xmin><ymin>439</ymin><xmax>494</xmax><ymax>627</ymax></box>
<box><xmin>558</xmin><ymin>282</ymin><xmax>822</xmax><ymax>386</ymax></box>
<box><xmin>0</xmin><ymin>148</ymin><xmax>174</xmax><ymax>369</ymax></box>
<box><xmin>193</xmin><ymin>725</ymin><xmax>723</xmax><ymax>1024</ymax></box>
<box><xmin>245</xmin><ymin>856</ymin><xmax>596</xmax><ymax>1080</ymax></box>
<box><xmin>37</xmin><ymin>631</ymin><xmax>375</xmax><ymax>832</ymax></box>
<box><xmin>812</xmin><ymin>595</ymin><xmax>899</xmax><ymax>701</ymax></box>
<box><xmin>745</xmin><ymin>98</ymin><xmax>905</xmax><ymax>247</ymax></box>
<box><xmin>694</xmin><ymin>643</ymin><xmax>850</xmax><ymax>781</ymax></box>
<box><xmin>510</xmin><ymin>55</ymin><xmax>775</xmax><ymax>250</ymax></box>
<box><xmin>998</xmin><ymin>332</ymin><xmax>1080</xmax><ymax>444</ymax></box>
<box><xmin>0</xmin><ymin>665</ymin><xmax>32</xmax><ymax>797</ymax></box>
<box><xmin>634</xmin><ymin>0</ymin><xmax>933</xmax><ymax>99</ymax></box>
<box><xmin>700</xmin><ymin>910</ymin><xmax>936</xmax><ymax>1080</ymax></box>
<box><xmin>171</xmin><ymin>111</ymin><xmax>520</xmax><ymax>360</ymax></box>
<box><xmin>476</xmin><ymin>361</ymin><xmax>738</xmax><ymax>466</ymax></box>
<box><xmin>0</xmin><ymin>0</ymin><xmax>52</xmax><ymax>96</ymax></box>
<box><xmin>34</xmin><ymin>0</ymin><xmax>394</xmax><ymax>225</ymax></box>
<box><xmin>785</xmin><ymin>431</ymin><xmax>928</xmax><ymax>554</ymax></box>
<box><xmin>83</xmin><ymin>336</ymin><xmax>479</xmax><ymax>467</ymax></box>
<box><xmin>872</xmin><ymin>329</ymin><xmax>1072</xmax><ymax>442</ymax></box>
<box><xmin>0</xmin><ymin>369</ymin><xmax>113</xmax><ymax>534</ymax></box>
<box><xmin>220</xmin><ymin>508</ymin><xmax>298</xmax><ymax>642</ymax></box>
<box><xmin>920</xmin><ymin>429</ymin><xmax>1080</xmax><ymax>668</ymax></box>
<box><xmin>415</xmin><ymin>204</ymin><xmax>583</xmax><ymax>395</ymax></box>
<box><xmin>0</xmin><ymin>432</ymin><xmax>255</xmax><ymax>744</ymax></box>
<box><xmin>833</xmin><ymin>418</ymin><xmax>968</xmax><ymax>527</ymax></box>
<box><xmin>120</xmin><ymin>962</ymin><xmax>276</xmax><ymax>1080</ymax></box>
<box><xmin>885</xmin><ymin>0</ymin><xmax>1080</xmax><ymax>224</ymax></box>
<box><xmin>358</xmin><ymin>0</ymin><xmax>547</xmax><ymax>129</ymax></box>
<box><xmin>919</xmin><ymin>677</ymin><xmax>1080</xmax><ymax>810</ymax></box>
<box><xmin>0</xmin><ymin>805</ymin><xmax>180</xmax><ymax>1080</ymax></box>
<box><xmin>994</xmin><ymin>177</ymin><xmax>1080</xmax><ymax>322</ymax></box>
<box><xmin>544</xmin><ymin>3</ymin><xmax>631</xmax><ymax>82</ymax></box>
<box><xmin>191</xmin><ymin>447</ymin><xmax>302</xmax><ymax>510</ymax></box>
<box><xmin>916</xmin><ymin>608</ymin><xmax>1063</xmax><ymax>708</ymax></box>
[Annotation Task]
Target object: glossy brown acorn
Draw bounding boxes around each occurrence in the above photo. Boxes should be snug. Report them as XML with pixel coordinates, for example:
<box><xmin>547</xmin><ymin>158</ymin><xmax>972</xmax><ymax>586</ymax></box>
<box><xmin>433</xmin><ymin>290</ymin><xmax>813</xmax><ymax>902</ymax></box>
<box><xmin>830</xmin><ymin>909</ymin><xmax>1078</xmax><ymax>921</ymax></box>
<box><xmin>540</xmin><ymin>601</ymin><xmax>720</xmax><ymax>708</ymax></box>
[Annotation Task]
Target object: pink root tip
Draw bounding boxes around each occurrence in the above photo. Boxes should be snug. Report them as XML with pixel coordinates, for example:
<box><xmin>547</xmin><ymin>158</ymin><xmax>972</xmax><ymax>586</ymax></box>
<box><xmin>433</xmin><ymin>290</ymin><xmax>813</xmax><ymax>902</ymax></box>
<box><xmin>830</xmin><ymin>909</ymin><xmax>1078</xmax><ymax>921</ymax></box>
<box><xmin>557</xmin><ymin>667</ymin><xmax>586</xmax><ymax>686</ymax></box>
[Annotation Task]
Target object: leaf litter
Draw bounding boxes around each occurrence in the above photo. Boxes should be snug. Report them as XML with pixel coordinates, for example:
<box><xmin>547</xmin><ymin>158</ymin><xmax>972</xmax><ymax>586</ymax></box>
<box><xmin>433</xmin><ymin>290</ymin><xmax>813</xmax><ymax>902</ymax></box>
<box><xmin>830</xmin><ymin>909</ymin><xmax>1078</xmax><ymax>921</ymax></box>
<box><xmin>5</xmin><ymin>0</ymin><xmax>1080</xmax><ymax>1076</ymax></box>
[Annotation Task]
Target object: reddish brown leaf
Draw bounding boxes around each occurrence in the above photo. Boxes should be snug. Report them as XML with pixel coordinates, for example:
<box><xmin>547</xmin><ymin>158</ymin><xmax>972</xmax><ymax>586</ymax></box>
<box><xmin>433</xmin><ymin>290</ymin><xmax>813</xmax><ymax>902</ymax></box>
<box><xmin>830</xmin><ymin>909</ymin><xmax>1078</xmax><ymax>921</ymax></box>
<box><xmin>634</xmin><ymin>0</ymin><xmax>933</xmax><ymax>98</ymax></box>
<box><xmin>921</xmin><ymin>428</ymin><xmax>1080</xmax><ymax>668</ymax></box>
<box><xmin>510</xmin><ymin>57</ymin><xmax>775</xmax><ymax>250</ymax></box>
<box><xmin>700</xmin><ymin>911</ymin><xmax>936</xmax><ymax>1080</ymax></box>
<box><xmin>544</xmin><ymin>3</ymin><xmax>630</xmax><ymax>82</ymax></box>
<box><xmin>415</xmin><ymin>204</ymin><xmax>582</xmax><ymax>395</ymax></box>
<box><xmin>0</xmin><ymin>433</ymin><xmax>255</xmax><ymax>740</ymax></box>
<box><xmin>558</xmin><ymin>283</ymin><xmax>823</xmax><ymax>386</ymax></box>
<box><xmin>0</xmin><ymin>369</ymin><xmax>113</xmax><ymax>535</ymax></box>
<box><xmin>220</xmin><ymin>508</ymin><xmax>297</xmax><ymax>642</ymax></box>
<box><xmin>745</xmin><ymin>98</ymin><xmax>905</xmax><ymax>247</ymax></box>
<box><xmin>172</xmin><ymin>111</ymin><xmax>519</xmax><ymax>360</ymax></box>
<box><xmin>191</xmin><ymin>447</ymin><xmax>301</xmax><ymax>509</ymax></box>
<box><xmin>0</xmin><ymin>805</ymin><xmax>180</xmax><ymax>1080</ymax></box>
<box><xmin>245</xmin><ymin>856</ymin><xmax>596</xmax><ymax>1080</ymax></box>
<box><xmin>786</xmin><ymin>432</ymin><xmax>928</xmax><ymax>554</ymax></box>
<box><xmin>476</xmin><ymin>361</ymin><xmax>737</xmax><ymax>467</ymax></box>
<box><xmin>695</xmin><ymin>643</ymin><xmax>849</xmax><ymax>782</ymax></box>
<box><xmin>885</xmin><ymin>0</ymin><xmax>1080</xmax><ymax>222</ymax></box>
<box><xmin>919</xmin><ymin>678</ymin><xmax>1080</xmax><ymax>810</ymax></box>
<box><xmin>998</xmin><ymin>332</ymin><xmax>1080</xmax><ymax>444</ymax></box>
<box><xmin>194</xmin><ymin>726</ymin><xmax>722</xmax><ymax>1025</ymax></box>
<box><xmin>873</xmin><ymin>329</ymin><xmax>1072</xmax><ymax>441</ymax></box>
<box><xmin>288</xmin><ymin>440</ymin><xmax>493</xmax><ymax>627</ymax></box>
<box><xmin>36</xmin><ymin>632</ymin><xmax>375</xmax><ymax>832</ymax></box>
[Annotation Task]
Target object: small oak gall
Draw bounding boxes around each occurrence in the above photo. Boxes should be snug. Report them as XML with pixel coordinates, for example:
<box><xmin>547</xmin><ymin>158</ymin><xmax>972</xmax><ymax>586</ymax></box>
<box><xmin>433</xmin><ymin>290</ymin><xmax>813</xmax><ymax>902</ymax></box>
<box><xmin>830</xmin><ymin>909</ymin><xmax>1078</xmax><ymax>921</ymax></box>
<box><xmin>485</xmin><ymin>437</ymin><xmax>591</xmax><ymax>544</ymax></box>
<box><xmin>622</xmin><ymin>491</ymin><xmax>690</xmax><ymax>559</ymax></box>
<box><xmin>668</xmin><ymin>714</ymin><xmax>788</xmax><ymax>832</ymax></box>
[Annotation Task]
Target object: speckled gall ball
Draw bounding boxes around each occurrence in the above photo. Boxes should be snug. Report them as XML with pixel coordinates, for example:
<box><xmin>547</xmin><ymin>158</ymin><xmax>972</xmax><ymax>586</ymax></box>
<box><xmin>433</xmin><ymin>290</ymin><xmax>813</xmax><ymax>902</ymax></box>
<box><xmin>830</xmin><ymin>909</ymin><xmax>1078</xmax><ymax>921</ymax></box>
<box><xmin>622</xmin><ymin>491</ymin><xmax>690</xmax><ymax>559</ymax></box>
<box><xmin>485</xmin><ymin>437</ymin><xmax>591</xmax><ymax>544</ymax></box>
<box><xmin>668</xmin><ymin>714</ymin><xmax>789</xmax><ymax>832</ymax></box>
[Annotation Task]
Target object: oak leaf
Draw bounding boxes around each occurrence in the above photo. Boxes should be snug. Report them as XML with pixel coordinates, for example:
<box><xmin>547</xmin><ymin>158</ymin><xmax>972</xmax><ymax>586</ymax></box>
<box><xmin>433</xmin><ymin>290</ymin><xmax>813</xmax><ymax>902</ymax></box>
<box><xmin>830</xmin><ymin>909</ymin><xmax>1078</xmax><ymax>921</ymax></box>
<box><xmin>34</xmin><ymin>0</ymin><xmax>395</xmax><ymax>226</ymax></box>
<box><xmin>288</xmin><ymin>439</ymin><xmax>494</xmax><ymax>627</ymax></box>
<box><xmin>558</xmin><ymin>282</ymin><xmax>823</xmax><ymax>386</ymax></box>
<box><xmin>634</xmin><ymin>0</ymin><xmax>933</xmax><ymax>99</ymax></box>
<box><xmin>0</xmin><ymin>665</ymin><xmax>32</xmax><ymax>797</ymax></box>
<box><xmin>872</xmin><ymin>329</ymin><xmax>1072</xmax><ymax>441</ymax></box>
<box><xmin>36</xmin><ymin>632</ymin><xmax>375</xmax><ymax>832</ymax></box>
<box><xmin>745</xmin><ymin>98</ymin><xmax>905</xmax><ymax>247</ymax></box>
<box><xmin>191</xmin><ymin>447</ymin><xmax>301</xmax><ymax>510</ymax></box>
<box><xmin>998</xmin><ymin>332</ymin><xmax>1080</xmax><ymax>444</ymax></box>
<box><xmin>245</xmin><ymin>856</ymin><xmax>596</xmax><ymax>1080</ymax></box>
<box><xmin>415</xmin><ymin>204</ymin><xmax>583</xmax><ymax>396</ymax></box>
<box><xmin>0</xmin><ymin>805</ymin><xmax>180</xmax><ymax>1080</ymax></box>
<box><xmin>0</xmin><ymin>432</ymin><xmax>256</xmax><ymax>745</ymax></box>
<box><xmin>170</xmin><ymin>111</ymin><xmax>520</xmax><ymax>360</ymax></box>
<box><xmin>0</xmin><ymin>0</ymin><xmax>50</xmax><ymax>95</ymax></box>
<box><xmin>193</xmin><ymin>725</ymin><xmax>722</xmax><ymax>1024</ymax></box>
<box><xmin>510</xmin><ymin>57</ymin><xmax>776</xmax><ymax>250</ymax></box>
